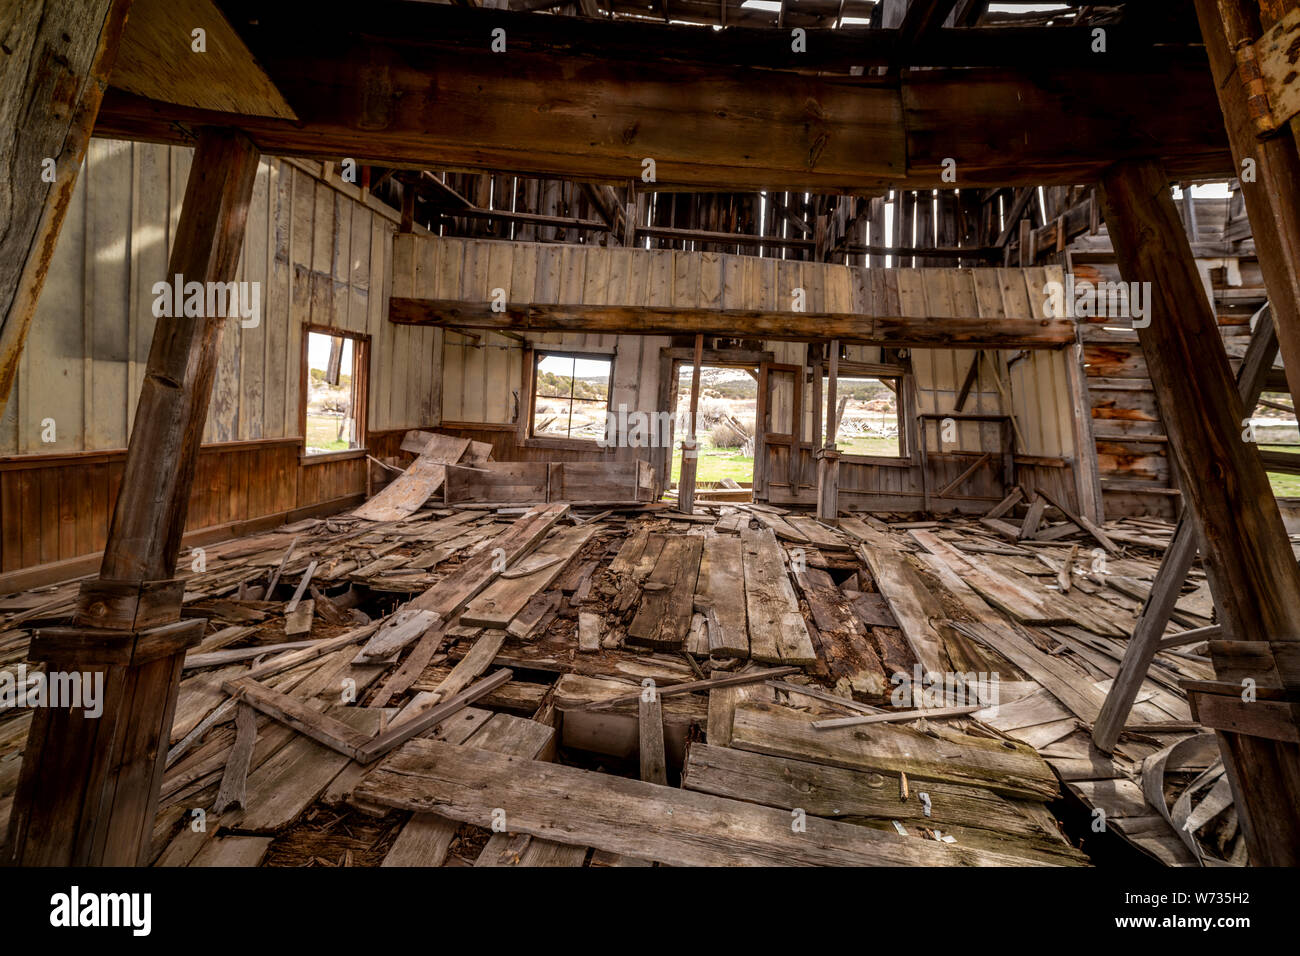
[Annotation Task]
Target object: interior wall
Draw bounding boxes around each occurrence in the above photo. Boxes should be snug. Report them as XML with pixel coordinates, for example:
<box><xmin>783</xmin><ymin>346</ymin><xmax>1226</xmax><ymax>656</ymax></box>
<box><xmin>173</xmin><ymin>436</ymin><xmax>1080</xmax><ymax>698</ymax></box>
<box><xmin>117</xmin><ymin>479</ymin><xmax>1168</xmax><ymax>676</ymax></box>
<box><xmin>416</xmin><ymin>233</ymin><xmax>1083</xmax><ymax>513</ymax></box>
<box><xmin>0</xmin><ymin>141</ymin><xmax>440</xmax><ymax>582</ymax></box>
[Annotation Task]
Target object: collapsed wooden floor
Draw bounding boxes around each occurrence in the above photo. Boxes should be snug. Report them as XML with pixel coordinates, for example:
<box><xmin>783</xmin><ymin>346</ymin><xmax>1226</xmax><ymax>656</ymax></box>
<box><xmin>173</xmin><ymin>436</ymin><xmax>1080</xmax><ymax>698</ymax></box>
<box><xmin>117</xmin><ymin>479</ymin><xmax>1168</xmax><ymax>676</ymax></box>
<box><xmin>0</xmin><ymin>468</ymin><xmax>1263</xmax><ymax>866</ymax></box>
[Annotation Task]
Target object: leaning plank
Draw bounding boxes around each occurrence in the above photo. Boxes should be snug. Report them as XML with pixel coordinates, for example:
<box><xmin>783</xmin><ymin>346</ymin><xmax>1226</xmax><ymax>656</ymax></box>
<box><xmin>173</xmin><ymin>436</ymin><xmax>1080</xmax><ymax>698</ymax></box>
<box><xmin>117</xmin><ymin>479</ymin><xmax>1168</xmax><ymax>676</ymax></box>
<box><xmin>909</xmin><ymin>530</ymin><xmax>1063</xmax><ymax>626</ymax></box>
<box><xmin>408</xmin><ymin>504</ymin><xmax>569</xmax><ymax>619</ymax></box>
<box><xmin>729</xmin><ymin>700</ymin><xmax>1059</xmax><ymax>802</ymax></box>
<box><xmin>354</xmin><ymin>669</ymin><xmax>514</xmax><ymax>763</ymax></box>
<box><xmin>385</xmin><ymin>712</ymin><xmax>557</xmax><ymax>868</ymax></box>
<box><xmin>1035</xmin><ymin>486</ymin><xmax>1119</xmax><ymax>554</ymax></box>
<box><xmin>639</xmin><ymin>694</ymin><xmax>669</xmax><ymax>785</ymax></box>
<box><xmin>682</xmin><ymin>744</ymin><xmax>1082</xmax><ymax>861</ymax></box>
<box><xmin>353</xmin><ymin>436</ymin><xmax>471</xmax><ymax>521</ymax></box>
<box><xmin>580</xmin><ymin>665</ymin><xmax>800</xmax><ymax>712</ymax></box>
<box><xmin>741</xmin><ymin>527</ymin><xmax>816</xmax><ymax>665</ymax></box>
<box><xmin>461</xmin><ymin>524</ymin><xmax>595</xmax><ymax>628</ymax></box>
<box><xmin>231</xmin><ymin>707</ymin><xmax>389</xmax><ymax>833</ymax></box>
<box><xmin>985</xmin><ymin>487</ymin><xmax>1024</xmax><ymax>519</ymax></box>
<box><xmin>223</xmin><ymin>677</ymin><xmax>376</xmax><ymax>760</ymax></box>
<box><xmin>354</xmin><ymin>738</ymin><xmax>1059</xmax><ymax>866</ymax></box>
<box><xmin>949</xmin><ymin>620</ymin><xmax>1107</xmax><ymax>724</ymax></box>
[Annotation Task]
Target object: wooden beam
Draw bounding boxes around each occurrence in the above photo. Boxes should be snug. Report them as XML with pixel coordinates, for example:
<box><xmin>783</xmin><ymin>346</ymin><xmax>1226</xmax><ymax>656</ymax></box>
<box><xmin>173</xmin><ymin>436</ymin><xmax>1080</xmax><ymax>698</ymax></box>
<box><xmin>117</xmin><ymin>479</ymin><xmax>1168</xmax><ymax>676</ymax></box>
<box><xmin>1094</xmin><ymin>306</ymin><xmax>1278</xmax><ymax>754</ymax></box>
<box><xmin>1194</xmin><ymin>0</ymin><xmax>1300</xmax><ymax>405</ymax></box>
<box><xmin>1098</xmin><ymin>159</ymin><xmax>1300</xmax><ymax>866</ymax></box>
<box><xmin>6</xmin><ymin>126</ymin><xmax>259</xmax><ymax>868</ymax></box>
<box><xmin>354</xmin><ymin>736</ymin><xmax>1057</xmax><ymax>866</ymax></box>
<box><xmin>90</xmin><ymin>6</ymin><xmax>1233</xmax><ymax>190</ymax></box>
<box><xmin>89</xmin><ymin>129</ymin><xmax>261</xmax><ymax>588</ymax></box>
<box><xmin>817</xmin><ymin>340</ymin><xmax>840</xmax><ymax>522</ymax></box>
<box><xmin>677</xmin><ymin>333</ymin><xmax>704</xmax><ymax>515</ymax></box>
<box><xmin>0</xmin><ymin>0</ymin><xmax>133</xmax><ymax>417</ymax></box>
<box><xmin>390</xmin><ymin>298</ymin><xmax>1074</xmax><ymax>349</ymax></box>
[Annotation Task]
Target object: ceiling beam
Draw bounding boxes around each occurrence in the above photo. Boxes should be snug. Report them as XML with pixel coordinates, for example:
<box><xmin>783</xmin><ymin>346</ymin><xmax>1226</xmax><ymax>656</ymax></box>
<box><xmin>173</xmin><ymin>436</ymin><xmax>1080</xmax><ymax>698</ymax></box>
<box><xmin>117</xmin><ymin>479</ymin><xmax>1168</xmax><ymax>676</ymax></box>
<box><xmin>388</xmin><ymin>297</ymin><xmax>1075</xmax><ymax>348</ymax></box>
<box><xmin>94</xmin><ymin>3</ymin><xmax>1231</xmax><ymax>191</ymax></box>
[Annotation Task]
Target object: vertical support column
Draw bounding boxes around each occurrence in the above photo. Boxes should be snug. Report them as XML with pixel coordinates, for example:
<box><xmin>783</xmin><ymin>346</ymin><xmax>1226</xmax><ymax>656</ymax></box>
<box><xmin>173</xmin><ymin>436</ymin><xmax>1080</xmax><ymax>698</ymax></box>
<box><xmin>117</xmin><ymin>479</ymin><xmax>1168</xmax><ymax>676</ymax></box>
<box><xmin>5</xmin><ymin>129</ymin><xmax>260</xmax><ymax>866</ymax></box>
<box><xmin>1098</xmin><ymin>160</ymin><xmax>1300</xmax><ymax>866</ymax></box>
<box><xmin>0</xmin><ymin>0</ymin><xmax>133</xmax><ymax>416</ymax></box>
<box><xmin>817</xmin><ymin>340</ymin><xmax>840</xmax><ymax>522</ymax></box>
<box><xmin>676</xmin><ymin>334</ymin><xmax>704</xmax><ymax>514</ymax></box>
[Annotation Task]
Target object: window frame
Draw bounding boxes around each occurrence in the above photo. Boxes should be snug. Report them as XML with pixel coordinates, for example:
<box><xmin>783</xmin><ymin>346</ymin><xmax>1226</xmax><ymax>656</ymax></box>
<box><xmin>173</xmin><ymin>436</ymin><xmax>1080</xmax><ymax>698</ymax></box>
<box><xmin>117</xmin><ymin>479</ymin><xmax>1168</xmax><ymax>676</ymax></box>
<box><xmin>299</xmin><ymin>324</ymin><xmax>370</xmax><ymax>463</ymax></box>
<box><xmin>520</xmin><ymin>347</ymin><xmax>616</xmax><ymax>451</ymax></box>
<box><xmin>815</xmin><ymin>360</ymin><xmax>910</xmax><ymax>466</ymax></box>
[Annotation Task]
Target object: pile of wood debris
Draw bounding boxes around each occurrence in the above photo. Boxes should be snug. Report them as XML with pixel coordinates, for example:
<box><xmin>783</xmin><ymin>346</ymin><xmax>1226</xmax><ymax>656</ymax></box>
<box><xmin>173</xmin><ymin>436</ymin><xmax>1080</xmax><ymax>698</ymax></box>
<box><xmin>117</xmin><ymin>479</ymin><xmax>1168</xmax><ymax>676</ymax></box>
<box><xmin>0</xmin><ymin>445</ymin><xmax>1258</xmax><ymax>867</ymax></box>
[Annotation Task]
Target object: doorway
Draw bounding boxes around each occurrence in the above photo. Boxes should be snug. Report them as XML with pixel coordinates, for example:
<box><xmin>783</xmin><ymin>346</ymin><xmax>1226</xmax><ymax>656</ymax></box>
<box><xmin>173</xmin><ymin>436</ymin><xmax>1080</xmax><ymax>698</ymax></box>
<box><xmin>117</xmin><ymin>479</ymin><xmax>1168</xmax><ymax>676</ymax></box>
<box><xmin>669</xmin><ymin>363</ymin><xmax>758</xmax><ymax>494</ymax></box>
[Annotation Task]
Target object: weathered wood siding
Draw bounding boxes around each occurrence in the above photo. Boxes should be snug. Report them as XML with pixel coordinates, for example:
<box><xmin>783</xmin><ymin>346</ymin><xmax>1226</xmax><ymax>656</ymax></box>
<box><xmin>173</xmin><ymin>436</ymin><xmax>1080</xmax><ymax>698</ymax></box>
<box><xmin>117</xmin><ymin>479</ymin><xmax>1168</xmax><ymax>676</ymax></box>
<box><xmin>0</xmin><ymin>142</ymin><xmax>440</xmax><ymax>578</ymax></box>
<box><xmin>409</xmin><ymin>234</ymin><xmax>1081</xmax><ymax>513</ymax></box>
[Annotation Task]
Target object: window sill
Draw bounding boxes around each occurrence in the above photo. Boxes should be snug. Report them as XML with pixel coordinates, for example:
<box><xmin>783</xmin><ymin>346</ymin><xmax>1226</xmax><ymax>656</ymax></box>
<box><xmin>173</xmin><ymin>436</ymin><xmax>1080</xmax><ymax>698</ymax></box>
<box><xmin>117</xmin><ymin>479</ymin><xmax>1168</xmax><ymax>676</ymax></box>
<box><xmin>839</xmin><ymin>453</ymin><xmax>912</xmax><ymax>468</ymax></box>
<box><xmin>300</xmin><ymin>447</ymin><xmax>366</xmax><ymax>465</ymax></box>
<box><xmin>521</xmin><ymin>435</ymin><xmax>607</xmax><ymax>453</ymax></box>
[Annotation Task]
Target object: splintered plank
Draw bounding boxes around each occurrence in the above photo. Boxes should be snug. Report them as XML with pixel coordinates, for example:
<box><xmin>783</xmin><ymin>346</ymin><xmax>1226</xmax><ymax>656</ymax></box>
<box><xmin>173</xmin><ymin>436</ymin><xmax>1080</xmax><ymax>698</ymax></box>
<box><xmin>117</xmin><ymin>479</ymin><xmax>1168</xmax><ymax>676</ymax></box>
<box><xmin>854</xmin><ymin>538</ymin><xmax>954</xmax><ymax>674</ymax></box>
<box><xmin>786</xmin><ymin>516</ymin><xmax>850</xmax><ymax>552</ymax></box>
<box><xmin>639</xmin><ymin>694</ymin><xmax>668</xmax><ymax>786</ymax></box>
<box><xmin>353</xmin><ymin>436</ymin><xmax>471</xmax><ymax>521</ymax></box>
<box><xmin>909</xmin><ymin>530</ymin><xmax>1064</xmax><ymax>626</ymax></box>
<box><xmin>741</xmin><ymin>528</ymin><xmax>816</xmax><ymax>665</ymax></box>
<box><xmin>461</xmin><ymin>524</ymin><xmax>595</xmax><ymax>628</ymax></box>
<box><xmin>382</xmin><ymin>709</ymin><xmax>550</xmax><ymax>867</ymax></box>
<box><xmin>229</xmin><ymin>706</ymin><xmax>389</xmax><ymax>833</ymax></box>
<box><xmin>682</xmin><ymin>744</ymin><xmax>1084</xmax><ymax>863</ymax></box>
<box><xmin>615</xmin><ymin>533</ymin><xmax>666</xmax><ymax>613</ymax></box>
<box><xmin>355</xmin><ymin>737</ymin><xmax>1059</xmax><ymax>867</ymax></box>
<box><xmin>728</xmin><ymin>701</ymin><xmax>1059</xmax><ymax>802</ymax></box>
<box><xmin>608</xmin><ymin>526</ymin><xmax>651</xmax><ymax>574</ymax></box>
<box><xmin>627</xmin><ymin>534</ymin><xmax>705</xmax><ymax>649</ymax></box>
<box><xmin>794</xmin><ymin>571</ymin><xmax>889</xmax><ymax>700</ymax></box>
<box><xmin>409</xmin><ymin>503</ymin><xmax>569</xmax><ymax>620</ymax></box>
<box><xmin>694</xmin><ymin>534</ymin><xmax>749</xmax><ymax>658</ymax></box>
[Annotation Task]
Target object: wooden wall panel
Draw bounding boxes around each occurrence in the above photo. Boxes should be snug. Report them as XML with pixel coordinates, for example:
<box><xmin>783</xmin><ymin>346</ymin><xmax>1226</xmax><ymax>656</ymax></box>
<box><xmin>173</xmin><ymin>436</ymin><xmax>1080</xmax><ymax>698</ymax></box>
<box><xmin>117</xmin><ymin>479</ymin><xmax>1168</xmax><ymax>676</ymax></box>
<box><xmin>0</xmin><ymin>141</ymin><xmax>447</xmax><ymax>578</ymax></box>
<box><xmin>2</xmin><ymin>142</ymin><xmax>440</xmax><ymax>456</ymax></box>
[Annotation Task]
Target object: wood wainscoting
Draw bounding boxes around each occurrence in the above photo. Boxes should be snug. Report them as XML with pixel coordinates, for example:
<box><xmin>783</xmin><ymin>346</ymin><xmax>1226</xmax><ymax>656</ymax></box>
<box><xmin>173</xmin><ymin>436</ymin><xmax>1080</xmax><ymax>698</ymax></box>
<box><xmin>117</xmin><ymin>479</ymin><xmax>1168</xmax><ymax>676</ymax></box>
<box><xmin>0</xmin><ymin>428</ymin><xmax>424</xmax><ymax>591</ymax></box>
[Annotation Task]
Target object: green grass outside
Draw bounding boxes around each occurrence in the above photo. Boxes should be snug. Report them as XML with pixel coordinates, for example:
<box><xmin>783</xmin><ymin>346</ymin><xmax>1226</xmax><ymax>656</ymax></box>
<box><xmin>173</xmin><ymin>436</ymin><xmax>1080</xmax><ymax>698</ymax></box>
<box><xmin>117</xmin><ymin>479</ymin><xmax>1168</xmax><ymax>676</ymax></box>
<box><xmin>1261</xmin><ymin>444</ymin><xmax>1300</xmax><ymax>498</ymax></box>
<box><xmin>306</xmin><ymin>413</ymin><xmax>351</xmax><ymax>453</ymax></box>
<box><xmin>668</xmin><ymin>433</ymin><xmax>905</xmax><ymax>486</ymax></box>
<box><xmin>671</xmin><ymin>438</ymin><xmax>755</xmax><ymax>485</ymax></box>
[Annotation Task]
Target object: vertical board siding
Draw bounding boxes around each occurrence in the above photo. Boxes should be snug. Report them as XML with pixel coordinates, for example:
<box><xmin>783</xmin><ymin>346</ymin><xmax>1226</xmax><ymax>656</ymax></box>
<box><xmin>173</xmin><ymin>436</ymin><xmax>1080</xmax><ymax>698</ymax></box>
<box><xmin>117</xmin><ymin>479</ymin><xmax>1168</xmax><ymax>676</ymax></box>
<box><xmin>0</xmin><ymin>143</ymin><xmax>443</xmax><ymax>575</ymax></box>
<box><xmin>4</xmin><ymin>142</ymin><xmax>439</xmax><ymax>457</ymax></box>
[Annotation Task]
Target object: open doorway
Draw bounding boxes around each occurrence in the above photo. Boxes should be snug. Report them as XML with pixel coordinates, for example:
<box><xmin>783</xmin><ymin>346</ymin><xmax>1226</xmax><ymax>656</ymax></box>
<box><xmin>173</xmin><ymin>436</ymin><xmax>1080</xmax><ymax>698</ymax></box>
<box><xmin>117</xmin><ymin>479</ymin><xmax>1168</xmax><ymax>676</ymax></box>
<box><xmin>669</xmin><ymin>364</ymin><xmax>758</xmax><ymax>493</ymax></box>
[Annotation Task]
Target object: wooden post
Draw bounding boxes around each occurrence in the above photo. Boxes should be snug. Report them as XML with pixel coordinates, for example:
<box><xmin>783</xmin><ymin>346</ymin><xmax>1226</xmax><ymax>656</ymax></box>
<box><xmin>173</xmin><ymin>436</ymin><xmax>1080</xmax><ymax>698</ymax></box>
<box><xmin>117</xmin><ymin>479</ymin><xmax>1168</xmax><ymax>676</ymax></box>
<box><xmin>0</xmin><ymin>0</ymin><xmax>133</xmax><ymax>417</ymax></box>
<box><xmin>1098</xmin><ymin>160</ymin><xmax>1300</xmax><ymax>866</ymax></box>
<box><xmin>5</xmin><ymin>128</ymin><xmax>260</xmax><ymax>866</ymax></box>
<box><xmin>90</xmin><ymin>129</ymin><xmax>261</xmax><ymax>591</ymax></box>
<box><xmin>1194</xmin><ymin>0</ymin><xmax>1300</xmax><ymax>403</ymax></box>
<box><xmin>817</xmin><ymin>340</ymin><xmax>840</xmax><ymax>522</ymax></box>
<box><xmin>677</xmin><ymin>334</ymin><xmax>704</xmax><ymax>514</ymax></box>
